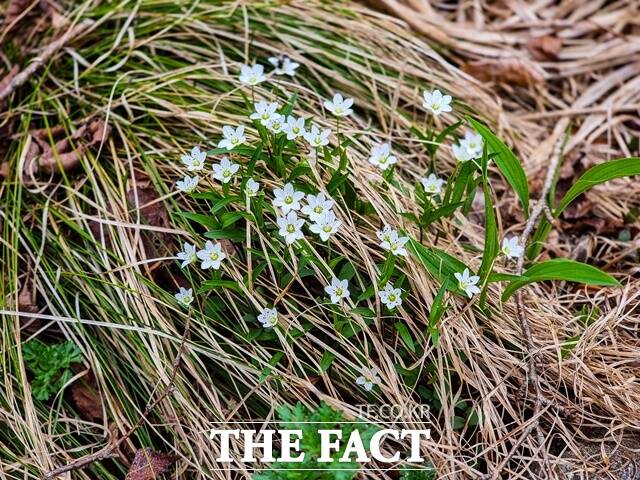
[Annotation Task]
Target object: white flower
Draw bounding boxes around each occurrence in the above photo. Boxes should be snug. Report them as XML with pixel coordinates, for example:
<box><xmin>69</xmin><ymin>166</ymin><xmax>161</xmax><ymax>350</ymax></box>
<box><xmin>303</xmin><ymin>124</ymin><xmax>331</xmax><ymax>148</ymax></box>
<box><xmin>301</xmin><ymin>192</ymin><xmax>335</xmax><ymax>222</ymax></box>
<box><xmin>460</xmin><ymin>130</ymin><xmax>483</xmax><ymax>158</ymax></box>
<box><xmin>174</xmin><ymin>287</ymin><xmax>193</xmax><ymax>306</ymax></box>
<box><xmin>324</xmin><ymin>93</ymin><xmax>354</xmax><ymax>117</ymax></box>
<box><xmin>245</xmin><ymin>178</ymin><xmax>260</xmax><ymax>197</ymax></box>
<box><xmin>452</xmin><ymin>143</ymin><xmax>473</xmax><ymax>162</ymax></box>
<box><xmin>376</xmin><ymin>225</ymin><xmax>394</xmax><ymax>244</ymax></box>
<box><xmin>250</xmin><ymin>101</ymin><xmax>280</xmax><ymax>126</ymax></box>
<box><xmin>258</xmin><ymin>307</ymin><xmax>278</xmax><ymax>328</ymax></box>
<box><xmin>277</xmin><ymin>211</ymin><xmax>305</xmax><ymax>245</ymax></box>
<box><xmin>211</xmin><ymin>157</ymin><xmax>240</xmax><ymax>184</ymax></box>
<box><xmin>501</xmin><ymin>236</ymin><xmax>524</xmax><ymax>260</ymax></box>
<box><xmin>273</xmin><ymin>183</ymin><xmax>305</xmax><ymax>214</ymax></box>
<box><xmin>268</xmin><ymin>56</ymin><xmax>299</xmax><ymax>76</ymax></box>
<box><xmin>309</xmin><ymin>211</ymin><xmax>341</xmax><ymax>241</ymax></box>
<box><xmin>368</xmin><ymin>143</ymin><xmax>397</xmax><ymax>170</ymax></box>
<box><xmin>379</xmin><ymin>282</ymin><xmax>403</xmax><ymax>309</ymax></box>
<box><xmin>324</xmin><ymin>277</ymin><xmax>350</xmax><ymax>304</ymax></box>
<box><xmin>379</xmin><ymin>228</ymin><xmax>409</xmax><ymax>257</ymax></box>
<box><xmin>239</xmin><ymin>64</ymin><xmax>266</xmax><ymax>85</ymax></box>
<box><xmin>422</xmin><ymin>89</ymin><xmax>452</xmax><ymax>116</ymax></box>
<box><xmin>420</xmin><ymin>173</ymin><xmax>445</xmax><ymax>195</ymax></box>
<box><xmin>176</xmin><ymin>242</ymin><xmax>197</xmax><ymax>268</ymax></box>
<box><xmin>196</xmin><ymin>241</ymin><xmax>227</xmax><ymax>270</ymax></box>
<box><xmin>176</xmin><ymin>175</ymin><xmax>200</xmax><ymax>194</ymax></box>
<box><xmin>454</xmin><ymin>268</ymin><xmax>481</xmax><ymax>298</ymax></box>
<box><xmin>266</xmin><ymin>115</ymin><xmax>284</xmax><ymax>134</ymax></box>
<box><xmin>356</xmin><ymin>367</ymin><xmax>381</xmax><ymax>391</ymax></box>
<box><xmin>282</xmin><ymin>116</ymin><xmax>306</xmax><ymax>140</ymax></box>
<box><xmin>218</xmin><ymin>125</ymin><xmax>246</xmax><ymax>151</ymax></box>
<box><xmin>180</xmin><ymin>146</ymin><xmax>207</xmax><ymax>171</ymax></box>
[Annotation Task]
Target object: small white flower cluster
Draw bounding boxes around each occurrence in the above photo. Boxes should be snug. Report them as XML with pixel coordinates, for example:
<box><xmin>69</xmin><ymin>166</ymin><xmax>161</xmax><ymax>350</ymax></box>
<box><xmin>239</xmin><ymin>57</ymin><xmax>300</xmax><ymax>85</ymax></box>
<box><xmin>356</xmin><ymin>367</ymin><xmax>381</xmax><ymax>391</ymax></box>
<box><xmin>272</xmin><ymin>184</ymin><xmax>341</xmax><ymax>244</ymax></box>
<box><xmin>177</xmin><ymin>145</ymin><xmax>244</xmax><ymax>192</ymax></box>
<box><xmin>176</xmin><ymin>241</ymin><xmax>227</xmax><ymax>271</ymax></box>
<box><xmin>453</xmin><ymin>130</ymin><xmax>484</xmax><ymax>162</ymax></box>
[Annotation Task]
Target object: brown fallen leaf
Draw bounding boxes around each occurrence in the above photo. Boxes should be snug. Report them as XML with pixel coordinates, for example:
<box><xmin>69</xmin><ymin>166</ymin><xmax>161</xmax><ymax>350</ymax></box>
<box><xmin>0</xmin><ymin>119</ymin><xmax>110</xmax><ymax>179</ymax></box>
<box><xmin>527</xmin><ymin>36</ymin><xmax>563</xmax><ymax>61</ymax></box>
<box><xmin>462</xmin><ymin>58</ymin><xmax>545</xmax><ymax>87</ymax></box>
<box><xmin>0</xmin><ymin>66</ymin><xmax>20</xmax><ymax>112</ymax></box>
<box><xmin>5</xmin><ymin>0</ymin><xmax>32</xmax><ymax>24</ymax></box>
<box><xmin>125</xmin><ymin>449</ymin><xmax>175</xmax><ymax>480</ymax></box>
<box><xmin>71</xmin><ymin>372</ymin><xmax>104</xmax><ymax>421</ymax></box>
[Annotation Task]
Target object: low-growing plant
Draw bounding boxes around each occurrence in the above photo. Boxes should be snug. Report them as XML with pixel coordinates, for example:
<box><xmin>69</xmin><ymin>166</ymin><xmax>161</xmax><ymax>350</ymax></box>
<box><xmin>22</xmin><ymin>339</ymin><xmax>82</xmax><ymax>401</ymax></box>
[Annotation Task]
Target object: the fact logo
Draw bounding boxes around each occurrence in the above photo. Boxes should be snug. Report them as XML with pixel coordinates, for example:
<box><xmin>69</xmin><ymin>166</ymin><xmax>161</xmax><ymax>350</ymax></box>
<box><xmin>209</xmin><ymin>428</ymin><xmax>431</xmax><ymax>465</ymax></box>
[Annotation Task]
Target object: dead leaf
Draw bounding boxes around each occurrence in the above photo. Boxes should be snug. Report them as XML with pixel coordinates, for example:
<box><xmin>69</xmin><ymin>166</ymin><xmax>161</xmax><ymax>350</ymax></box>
<box><xmin>527</xmin><ymin>36</ymin><xmax>563</xmax><ymax>61</ymax></box>
<box><xmin>125</xmin><ymin>449</ymin><xmax>175</xmax><ymax>480</ymax></box>
<box><xmin>462</xmin><ymin>58</ymin><xmax>545</xmax><ymax>87</ymax></box>
<box><xmin>71</xmin><ymin>372</ymin><xmax>104</xmax><ymax>421</ymax></box>
<box><xmin>0</xmin><ymin>119</ymin><xmax>110</xmax><ymax>179</ymax></box>
<box><xmin>0</xmin><ymin>66</ymin><xmax>20</xmax><ymax>112</ymax></box>
<box><xmin>5</xmin><ymin>0</ymin><xmax>31</xmax><ymax>24</ymax></box>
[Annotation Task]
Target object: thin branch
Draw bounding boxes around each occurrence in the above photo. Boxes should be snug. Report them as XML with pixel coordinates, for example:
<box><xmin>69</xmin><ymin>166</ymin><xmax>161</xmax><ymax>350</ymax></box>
<box><xmin>0</xmin><ymin>20</ymin><xmax>94</xmax><ymax>109</ymax></box>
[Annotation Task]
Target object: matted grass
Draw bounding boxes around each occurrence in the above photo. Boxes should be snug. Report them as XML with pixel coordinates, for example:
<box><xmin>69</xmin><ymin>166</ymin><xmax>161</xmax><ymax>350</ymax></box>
<box><xmin>1</xmin><ymin>1</ymin><xmax>639</xmax><ymax>479</ymax></box>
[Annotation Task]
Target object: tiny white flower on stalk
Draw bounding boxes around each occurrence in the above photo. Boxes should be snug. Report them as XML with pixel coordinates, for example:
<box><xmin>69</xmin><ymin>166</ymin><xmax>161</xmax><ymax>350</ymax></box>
<box><xmin>454</xmin><ymin>268</ymin><xmax>481</xmax><ymax>299</ymax></box>
<box><xmin>376</xmin><ymin>225</ymin><xmax>394</xmax><ymax>244</ymax></box>
<box><xmin>303</xmin><ymin>124</ymin><xmax>331</xmax><ymax>148</ymax></box>
<box><xmin>174</xmin><ymin>287</ymin><xmax>194</xmax><ymax>306</ymax></box>
<box><xmin>218</xmin><ymin>125</ymin><xmax>246</xmax><ymax>151</ymax></box>
<box><xmin>379</xmin><ymin>282</ymin><xmax>403</xmax><ymax>309</ymax></box>
<box><xmin>273</xmin><ymin>183</ymin><xmax>305</xmax><ymax>214</ymax></box>
<box><xmin>245</xmin><ymin>178</ymin><xmax>260</xmax><ymax>197</ymax></box>
<box><xmin>211</xmin><ymin>157</ymin><xmax>240</xmax><ymax>184</ymax></box>
<box><xmin>309</xmin><ymin>211</ymin><xmax>341</xmax><ymax>241</ymax></box>
<box><xmin>324</xmin><ymin>93</ymin><xmax>354</xmax><ymax>117</ymax></box>
<box><xmin>368</xmin><ymin>143</ymin><xmax>397</xmax><ymax>170</ymax></box>
<box><xmin>501</xmin><ymin>236</ymin><xmax>524</xmax><ymax>260</ymax></box>
<box><xmin>180</xmin><ymin>146</ymin><xmax>207</xmax><ymax>171</ymax></box>
<box><xmin>197</xmin><ymin>241</ymin><xmax>227</xmax><ymax>270</ymax></box>
<box><xmin>380</xmin><ymin>229</ymin><xmax>409</xmax><ymax>257</ymax></box>
<box><xmin>268</xmin><ymin>56</ymin><xmax>299</xmax><ymax>76</ymax></box>
<box><xmin>422</xmin><ymin>89</ymin><xmax>452</xmax><ymax>116</ymax></box>
<box><xmin>250</xmin><ymin>101</ymin><xmax>280</xmax><ymax>126</ymax></box>
<box><xmin>460</xmin><ymin>130</ymin><xmax>483</xmax><ymax>158</ymax></box>
<box><xmin>176</xmin><ymin>175</ymin><xmax>200</xmax><ymax>194</ymax></box>
<box><xmin>324</xmin><ymin>277</ymin><xmax>350</xmax><ymax>304</ymax></box>
<box><xmin>277</xmin><ymin>211</ymin><xmax>305</xmax><ymax>245</ymax></box>
<box><xmin>452</xmin><ymin>143</ymin><xmax>473</xmax><ymax>162</ymax></box>
<box><xmin>266</xmin><ymin>116</ymin><xmax>284</xmax><ymax>134</ymax></box>
<box><xmin>282</xmin><ymin>116</ymin><xmax>306</xmax><ymax>140</ymax></box>
<box><xmin>176</xmin><ymin>242</ymin><xmax>197</xmax><ymax>268</ymax></box>
<box><xmin>420</xmin><ymin>173</ymin><xmax>445</xmax><ymax>195</ymax></box>
<box><xmin>301</xmin><ymin>192</ymin><xmax>335</xmax><ymax>222</ymax></box>
<box><xmin>258</xmin><ymin>307</ymin><xmax>278</xmax><ymax>328</ymax></box>
<box><xmin>356</xmin><ymin>367</ymin><xmax>381</xmax><ymax>391</ymax></box>
<box><xmin>239</xmin><ymin>64</ymin><xmax>266</xmax><ymax>85</ymax></box>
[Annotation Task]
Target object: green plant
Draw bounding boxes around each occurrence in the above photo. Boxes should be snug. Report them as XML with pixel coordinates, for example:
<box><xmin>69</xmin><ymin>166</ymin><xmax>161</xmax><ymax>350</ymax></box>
<box><xmin>253</xmin><ymin>402</ymin><xmax>378</xmax><ymax>480</ymax></box>
<box><xmin>22</xmin><ymin>340</ymin><xmax>83</xmax><ymax>401</ymax></box>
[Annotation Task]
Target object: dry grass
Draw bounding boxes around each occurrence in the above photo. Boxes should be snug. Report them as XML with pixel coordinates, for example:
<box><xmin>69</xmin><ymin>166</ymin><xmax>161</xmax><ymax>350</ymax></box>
<box><xmin>1</xmin><ymin>1</ymin><xmax>639</xmax><ymax>479</ymax></box>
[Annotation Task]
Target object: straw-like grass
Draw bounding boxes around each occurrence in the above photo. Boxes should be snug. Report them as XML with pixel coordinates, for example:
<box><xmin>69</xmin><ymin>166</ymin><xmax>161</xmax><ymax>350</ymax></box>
<box><xmin>1</xmin><ymin>1</ymin><xmax>638</xmax><ymax>479</ymax></box>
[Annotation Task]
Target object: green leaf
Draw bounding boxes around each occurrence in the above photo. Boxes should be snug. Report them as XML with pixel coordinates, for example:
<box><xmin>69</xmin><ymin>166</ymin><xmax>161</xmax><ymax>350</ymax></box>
<box><xmin>423</xmin><ymin>202</ymin><xmax>463</xmax><ymax>225</ymax></box>
<box><xmin>395</xmin><ymin>322</ymin><xmax>416</xmax><ymax>353</ymax></box>
<box><xmin>467</xmin><ymin>117</ymin><xmax>529</xmax><ymax>215</ymax></box>
<box><xmin>502</xmin><ymin>258</ymin><xmax>619</xmax><ymax>301</ymax></box>
<box><xmin>320</xmin><ymin>351</ymin><xmax>335</xmax><ymax>372</ymax></box>
<box><xmin>428</xmin><ymin>282</ymin><xmax>447</xmax><ymax>346</ymax></box>
<box><xmin>555</xmin><ymin>157</ymin><xmax>640</xmax><ymax>215</ymax></box>
<box><xmin>408</xmin><ymin>238</ymin><xmax>467</xmax><ymax>283</ymax></box>
<box><xmin>198</xmin><ymin>279</ymin><xmax>241</xmax><ymax>293</ymax></box>
<box><xmin>175</xmin><ymin>211</ymin><xmax>217</xmax><ymax>229</ymax></box>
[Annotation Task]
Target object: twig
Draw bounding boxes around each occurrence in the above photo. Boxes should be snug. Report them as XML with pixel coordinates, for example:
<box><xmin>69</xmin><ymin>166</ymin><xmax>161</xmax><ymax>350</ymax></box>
<box><xmin>0</xmin><ymin>19</ymin><xmax>94</xmax><ymax>109</ymax></box>
<box><xmin>488</xmin><ymin>122</ymin><xmax>568</xmax><ymax>479</ymax></box>
<box><xmin>43</xmin><ymin>315</ymin><xmax>191</xmax><ymax>479</ymax></box>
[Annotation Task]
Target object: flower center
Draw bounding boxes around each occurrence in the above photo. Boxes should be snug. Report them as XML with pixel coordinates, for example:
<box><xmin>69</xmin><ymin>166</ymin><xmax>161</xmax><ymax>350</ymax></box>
<box><xmin>193</xmin><ymin>159</ymin><xmax>200</xmax><ymax>166</ymax></box>
<box><xmin>432</xmin><ymin>103</ymin><xmax>440</xmax><ymax>110</ymax></box>
<box><xmin>210</xmin><ymin>253</ymin><xmax>219</xmax><ymax>261</ymax></box>
<box><xmin>336</xmin><ymin>107</ymin><xmax>343</xmax><ymax>114</ymax></box>
<box><xmin>249</xmin><ymin>75</ymin><xmax>256</xmax><ymax>83</ymax></box>
<box><xmin>323</xmin><ymin>226</ymin><xmax>332</xmax><ymax>233</ymax></box>
<box><xmin>262</xmin><ymin>113</ymin><xmax>270</xmax><ymax>120</ymax></box>
<box><xmin>459</xmin><ymin>281</ymin><xmax>469</xmax><ymax>290</ymax></box>
<box><xmin>388</xmin><ymin>294</ymin><xmax>396</xmax><ymax>302</ymax></box>
<box><xmin>231</xmin><ymin>137</ymin><xmax>239</xmax><ymax>144</ymax></box>
<box><xmin>284</xmin><ymin>196</ymin><xmax>293</xmax><ymax>204</ymax></box>
<box><xmin>293</xmin><ymin>127</ymin><xmax>300</xmax><ymax>133</ymax></box>
<box><xmin>314</xmin><ymin>206</ymin><xmax>323</xmax><ymax>214</ymax></box>
<box><xmin>335</xmin><ymin>288</ymin><xmax>343</xmax><ymax>296</ymax></box>
<box><xmin>287</xmin><ymin>224</ymin><xmax>295</xmax><ymax>233</ymax></box>
<box><xmin>223</xmin><ymin>170</ymin><xmax>231</xmax><ymax>177</ymax></box>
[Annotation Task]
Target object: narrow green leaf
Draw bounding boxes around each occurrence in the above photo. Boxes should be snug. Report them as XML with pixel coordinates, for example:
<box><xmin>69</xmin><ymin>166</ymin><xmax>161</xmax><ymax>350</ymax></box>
<box><xmin>467</xmin><ymin>116</ymin><xmax>530</xmax><ymax>215</ymax></box>
<box><xmin>428</xmin><ymin>282</ymin><xmax>447</xmax><ymax>346</ymax></box>
<box><xmin>502</xmin><ymin>258</ymin><xmax>619</xmax><ymax>301</ymax></box>
<box><xmin>408</xmin><ymin>238</ymin><xmax>467</xmax><ymax>283</ymax></box>
<box><xmin>319</xmin><ymin>351</ymin><xmax>335</xmax><ymax>372</ymax></box>
<box><xmin>175</xmin><ymin>211</ymin><xmax>217</xmax><ymax>229</ymax></box>
<box><xmin>395</xmin><ymin>322</ymin><xmax>416</xmax><ymax>353</ymax></box>
<box><xmin>555</xmin><ymin>157</ymin><xmax>640</xmax><ymax>215</ymax></box>
<box><xmin>199</xmin><ymin>279</ymin><xmax>241</xmax><ymax>293</ymax></box>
